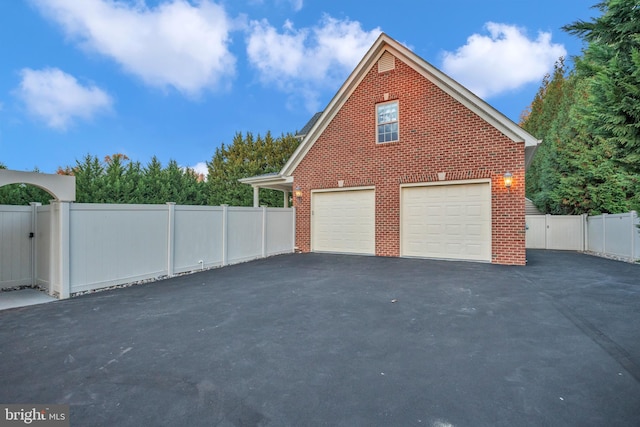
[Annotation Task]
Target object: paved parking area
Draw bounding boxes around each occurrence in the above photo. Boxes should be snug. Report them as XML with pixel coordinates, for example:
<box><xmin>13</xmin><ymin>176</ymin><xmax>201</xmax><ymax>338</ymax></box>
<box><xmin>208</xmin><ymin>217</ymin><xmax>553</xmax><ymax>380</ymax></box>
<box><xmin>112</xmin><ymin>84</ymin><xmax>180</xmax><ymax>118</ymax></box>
<box><xmin>1</xmin><ymin>250</ymin><xmax>639</xmax><ymax>426</ymax></box>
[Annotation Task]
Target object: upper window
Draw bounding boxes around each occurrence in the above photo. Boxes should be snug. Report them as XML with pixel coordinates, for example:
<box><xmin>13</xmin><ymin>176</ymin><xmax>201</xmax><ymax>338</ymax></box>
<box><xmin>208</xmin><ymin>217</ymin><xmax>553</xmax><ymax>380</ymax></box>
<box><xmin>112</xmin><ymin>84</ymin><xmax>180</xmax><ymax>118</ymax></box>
<box><xmin>376</xmin><ymin>101</ymin><xmax>398</xmax><ymax>143</ymax></box>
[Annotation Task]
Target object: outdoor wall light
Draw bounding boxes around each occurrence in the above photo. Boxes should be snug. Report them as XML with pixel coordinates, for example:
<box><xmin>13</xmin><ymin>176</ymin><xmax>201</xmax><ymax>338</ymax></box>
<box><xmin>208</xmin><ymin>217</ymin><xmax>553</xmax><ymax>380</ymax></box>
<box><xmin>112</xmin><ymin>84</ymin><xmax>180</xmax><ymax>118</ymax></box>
<box><xmin>503</xmin><ymin>172</ymin><xmax>513</xmax><ymax>192</ymax></box>
<box><xmin>294</xmin><ymin>186</ymin><xmax>302</xmax><ymax>200</ymax></box>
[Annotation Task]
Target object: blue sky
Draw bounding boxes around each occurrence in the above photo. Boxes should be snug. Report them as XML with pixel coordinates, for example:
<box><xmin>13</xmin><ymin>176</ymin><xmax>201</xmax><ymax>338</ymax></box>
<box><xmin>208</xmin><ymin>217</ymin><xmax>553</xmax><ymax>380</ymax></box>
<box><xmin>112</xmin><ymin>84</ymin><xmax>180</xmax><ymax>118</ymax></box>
<box><xmin>0</xmin><ymin>0</ymin><xmax>596</xmax><ymax>174</ymax></box>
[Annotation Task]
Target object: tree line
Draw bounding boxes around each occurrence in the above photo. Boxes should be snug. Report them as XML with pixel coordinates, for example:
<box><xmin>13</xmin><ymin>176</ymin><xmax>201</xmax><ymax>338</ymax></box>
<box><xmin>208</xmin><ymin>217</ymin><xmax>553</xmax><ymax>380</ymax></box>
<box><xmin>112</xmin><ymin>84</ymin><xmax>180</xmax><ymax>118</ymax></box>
<box><xmin>0</xmin><ymin>132</ymin><xmax>299</xmax><ymax>207</ymax></box>
<box><xmin>522</xmin><ymin>0</ymin><xmax>640</xmax><ymax>214</ymax></box>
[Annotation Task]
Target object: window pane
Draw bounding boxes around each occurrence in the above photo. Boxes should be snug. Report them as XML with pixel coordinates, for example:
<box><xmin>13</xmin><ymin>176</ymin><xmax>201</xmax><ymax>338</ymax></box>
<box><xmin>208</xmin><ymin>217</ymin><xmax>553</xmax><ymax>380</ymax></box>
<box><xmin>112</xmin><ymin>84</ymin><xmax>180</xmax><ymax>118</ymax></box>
<box><xmin>377</xmin><ymin>102</ymin><xmax>398</xmax><ymax>124</ymax></box>
<box><xmin>376</xmin><ymin>101</ymin><xmax>398</xmax><ymax>142</ymax></box>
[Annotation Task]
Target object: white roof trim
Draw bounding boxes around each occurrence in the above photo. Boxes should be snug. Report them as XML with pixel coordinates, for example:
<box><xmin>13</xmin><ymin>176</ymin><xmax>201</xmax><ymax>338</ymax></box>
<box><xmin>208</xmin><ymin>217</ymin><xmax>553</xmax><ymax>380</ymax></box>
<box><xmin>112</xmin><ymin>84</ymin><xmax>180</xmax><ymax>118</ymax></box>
<box><xmin>280</xmin><ymin>33</ymin><xmax>541</xmax><ymax>177</ymax></box>
<box><xmin>238</xmin><ymin>174</ymin><xmax>293</xmax><ymax>192</ymax></box>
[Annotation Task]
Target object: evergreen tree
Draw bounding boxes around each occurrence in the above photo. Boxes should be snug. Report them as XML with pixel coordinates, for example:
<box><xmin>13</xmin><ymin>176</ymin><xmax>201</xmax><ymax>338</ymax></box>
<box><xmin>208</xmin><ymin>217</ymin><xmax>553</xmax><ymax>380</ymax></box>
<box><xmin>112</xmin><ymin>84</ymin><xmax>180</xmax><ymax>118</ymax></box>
<box><xmin>563</xmin><ymin>0</ymin><xmax>640</xmax><ymax>209</ymax></box>
<box><xmin>72</xmin><ymin>155</ymin><xmax>106</xmax><ymax>203</ymax></box>
<box><xmin>206</xmin><ymin>132</ymin><xmax>299</xmax><ymax>207</ymax></box>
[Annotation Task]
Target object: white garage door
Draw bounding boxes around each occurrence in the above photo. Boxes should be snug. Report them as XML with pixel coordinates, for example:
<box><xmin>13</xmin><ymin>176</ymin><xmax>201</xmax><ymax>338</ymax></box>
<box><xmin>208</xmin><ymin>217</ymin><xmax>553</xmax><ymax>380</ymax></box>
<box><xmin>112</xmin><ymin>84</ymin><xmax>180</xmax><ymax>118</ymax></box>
<box><xmin>401</xmin><ymin>183</ymin><xmax>491</xmax><ymax>261</ymax></box>
<box><xmin>312</xmin><ymin>189</ymin><xmax>375</xmax><ymax>255</ymax></box>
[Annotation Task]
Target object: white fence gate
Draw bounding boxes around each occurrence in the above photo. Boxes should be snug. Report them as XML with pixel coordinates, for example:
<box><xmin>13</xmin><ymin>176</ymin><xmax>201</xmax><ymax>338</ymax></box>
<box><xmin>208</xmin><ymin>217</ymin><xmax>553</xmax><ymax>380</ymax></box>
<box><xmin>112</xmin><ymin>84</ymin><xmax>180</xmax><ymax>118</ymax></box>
<box><xmin>525</xmin><ymin>214</ymin><xmax>586</xmax><ymax>251</ymax></box>
<box><xmin>0</xmin><ymin>204</ymin><xmax>36</xmax><ymax>288</ymax></box>
<box><xmin>526</xmin><ymin>212</ymin><xmax>639</xmax><ymax>262</ymax></box>
<box><xmin>1</xmin><ymin>203</ymin><xmax>295</xmax><ymax>296</ymax></box>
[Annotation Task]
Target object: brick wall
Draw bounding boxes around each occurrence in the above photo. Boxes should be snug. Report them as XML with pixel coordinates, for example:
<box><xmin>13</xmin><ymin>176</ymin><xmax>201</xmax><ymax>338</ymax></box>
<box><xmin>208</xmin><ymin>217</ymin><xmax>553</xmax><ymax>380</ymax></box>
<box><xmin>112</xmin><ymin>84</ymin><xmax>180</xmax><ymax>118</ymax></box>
<box><xmin>292</xmin><ymin>54</ymin><xmax>526</xmax><ymax>265</ymax></box>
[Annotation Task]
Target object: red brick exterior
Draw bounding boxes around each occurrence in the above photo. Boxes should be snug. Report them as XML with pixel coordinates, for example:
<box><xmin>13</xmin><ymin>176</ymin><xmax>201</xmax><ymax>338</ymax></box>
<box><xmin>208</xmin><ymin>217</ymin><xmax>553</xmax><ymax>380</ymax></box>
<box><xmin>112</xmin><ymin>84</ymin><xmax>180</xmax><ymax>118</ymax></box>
<box><xmin>292</xmin><ymin>55</ymin><xmax>526</xmax><ymax>265</ymax></box>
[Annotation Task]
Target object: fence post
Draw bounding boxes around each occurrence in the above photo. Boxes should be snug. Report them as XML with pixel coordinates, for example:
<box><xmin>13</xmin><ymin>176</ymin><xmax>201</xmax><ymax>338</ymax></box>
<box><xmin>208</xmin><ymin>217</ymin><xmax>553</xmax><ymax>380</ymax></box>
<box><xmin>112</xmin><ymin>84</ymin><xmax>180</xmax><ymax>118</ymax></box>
<box><xmin>581</xmin><ymin>214</ymin><xmax>587</xmax><ymax>252</ymax></box>
<box><xmin>292</xmin><ymin>206</ymin><xmax>296</xmax><ymax>253</ymax></box>
<box><xmin>602</xmin><ymin>213</ymin><xmax>607</xmax><ymax>255</ymax></box>
<box><xmin>222</xmin><ymin>205</ymin><xmax>228</xmax><ymax>266</ymax></box>
<box><xmin>631</xmin><ymin>211</ymin><xmax>637</xmax><ymax>262</ymax></box>
<box><xmin>166</xmin><ymin>202</ymin><xmax>176</xmax><ymax>277</ymax></box>
<box><xmin>30</xmin><ymin>202</ymin><xmax>41</xmax><ymax>286</ymax></box>
<box><xmin>50</xmin><ymin>201</ymin><xmax>71</xmax><ymax>299</ymax></box>
<box><xmin>261</xmin><ymin>206</ymin><xmax>267</xmax><ymax>258</ymax></box>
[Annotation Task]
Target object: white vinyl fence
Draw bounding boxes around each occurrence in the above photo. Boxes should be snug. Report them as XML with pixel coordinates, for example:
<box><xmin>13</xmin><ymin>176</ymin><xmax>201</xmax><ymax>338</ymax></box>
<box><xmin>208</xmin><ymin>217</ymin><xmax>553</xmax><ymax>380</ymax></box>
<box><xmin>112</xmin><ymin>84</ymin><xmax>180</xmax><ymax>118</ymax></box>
<box><xmin>0</xmin><ymin>204</ymin><xmax>35</xmax><ymax>288</ymax></box>
<box><xmin>1</xmin><ymin>203</ymin><xmax>295</xmax><ymax>296</ymax></box>
<box><xmin>526</xmin><ymin>211</ymin><xmax>639</xmax><ymax>262</ymax></box>
<box><xmin>525</xmin><ymin>214</ymin><xmax>586</xmax><ymax>251</ymax></box>
<box><xmin>586</xmin><ymin>212</ymin><xmax>639</xmax><ymax>262</ymax></box>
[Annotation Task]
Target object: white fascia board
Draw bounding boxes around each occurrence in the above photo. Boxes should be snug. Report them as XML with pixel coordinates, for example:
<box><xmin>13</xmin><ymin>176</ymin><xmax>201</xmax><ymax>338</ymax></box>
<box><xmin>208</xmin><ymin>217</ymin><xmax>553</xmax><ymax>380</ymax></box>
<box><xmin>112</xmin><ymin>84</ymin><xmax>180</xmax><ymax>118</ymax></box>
<box><xmin>280</xmin><ymin>34</ymin><xmax>540</xmax><ymax>177</ymax></box>
<box><xmin>238</xmin><ymin>174</ymin><xmax>293</xmax><ymax>192</ymax></box>
<box><xmin>280</xmin><ymin>35</ymin><xmax>388</xmax><ymax>177</ymax></box>
<box><xmin>381</xmin><ymin>39</ymin><xmax>541</xmax><ymax>147</ymax></box>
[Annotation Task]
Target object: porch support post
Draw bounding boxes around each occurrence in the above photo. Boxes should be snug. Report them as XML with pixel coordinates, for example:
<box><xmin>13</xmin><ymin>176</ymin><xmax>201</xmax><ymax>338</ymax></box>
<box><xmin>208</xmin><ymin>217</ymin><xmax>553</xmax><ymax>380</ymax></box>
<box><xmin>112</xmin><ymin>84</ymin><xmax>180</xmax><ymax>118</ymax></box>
<box><xmin>253</xmin><ymin>186</ymin><xmax>259</xmax><ymax>207</ymax></box>
<box><xmin>283</xmin><ymin>191</ymin><xmax>289</xmax><ymax>208</ymax></box>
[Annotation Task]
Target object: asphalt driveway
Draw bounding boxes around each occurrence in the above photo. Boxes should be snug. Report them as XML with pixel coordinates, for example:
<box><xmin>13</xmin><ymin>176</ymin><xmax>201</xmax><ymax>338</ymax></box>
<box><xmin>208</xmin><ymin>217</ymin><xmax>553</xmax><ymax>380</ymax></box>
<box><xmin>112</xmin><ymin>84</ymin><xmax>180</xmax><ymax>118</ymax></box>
<box><xmin>1</xmin><ymin>250</ymin><xmax>639</xmax><ymax>426</ymax></box>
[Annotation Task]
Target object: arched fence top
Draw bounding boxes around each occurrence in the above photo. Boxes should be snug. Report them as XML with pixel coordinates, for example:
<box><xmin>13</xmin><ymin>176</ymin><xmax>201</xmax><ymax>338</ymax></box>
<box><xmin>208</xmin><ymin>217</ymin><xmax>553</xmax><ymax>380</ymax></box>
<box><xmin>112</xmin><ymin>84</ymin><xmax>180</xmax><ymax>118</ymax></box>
<box><xmin>0</xmin><ymin>170</ymin><xmax>76</xmax><ymax>202</ymax></box>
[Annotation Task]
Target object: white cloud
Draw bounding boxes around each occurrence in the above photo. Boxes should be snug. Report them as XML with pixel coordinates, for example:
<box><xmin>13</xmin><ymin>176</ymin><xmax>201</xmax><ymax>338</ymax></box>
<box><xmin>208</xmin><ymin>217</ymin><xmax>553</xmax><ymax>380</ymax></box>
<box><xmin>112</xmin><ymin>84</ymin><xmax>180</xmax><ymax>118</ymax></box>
<box><xmin>16</xmin><ymin>67</ymin><xmax>113</xmax><ymax>130</ymax></box>
<box><xmin>187</xmin><ymin>161</ymin><xmax>208</xmax><ymax>178</ymax></box>
<box><xmin>32</xmin><ymin>0</ymin><xmax>236</xmax><ymax>96</ymax></box>
<box><xmin>246</xmin><ymin>15</ymin><xmax>381</xmax><ymax>111</ymax></box>
<box><xmin>288</xmin><ymin>0</ymin><xmax>303</xmax><ymax>11</ymax></box>
<box><xmin>441</xmin><ymin>22</ymin><xmax>566</xmax><ymax>98</ymax></box>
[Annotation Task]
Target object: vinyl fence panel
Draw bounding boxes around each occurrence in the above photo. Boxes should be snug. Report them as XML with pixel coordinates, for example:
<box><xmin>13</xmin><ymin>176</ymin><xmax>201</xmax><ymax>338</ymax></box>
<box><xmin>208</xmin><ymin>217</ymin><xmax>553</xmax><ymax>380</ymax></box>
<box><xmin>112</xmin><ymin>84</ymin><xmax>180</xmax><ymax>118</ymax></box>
<box><xmin>226</xmin><ymin>207</ymin><xmax>263</xmax><ymax>264</ymax></box>
<box><xmin>587</xmin><ymin>212</ymin><xmax>639</xmax><ymax>262</ymax></box>
<box><xmin>525</xmin><ymin>215</ymin><xmax>546</xmax><ymax>249</ymax></box>
<box><xmin>546</xmin><ymin>215</ymin><xmax>584</xmax><ymax>251</ymax></box>
<box><xmin>266</xmin><ymin>208</ymin><xmax>294</xmax><ymax>256</ymax></box>
<box><xmin>173</xmin><ymin>206</ymin><xmax>224</xmax><ymax>274</ymax></box>
<box><xmin>587</xmin><ymin>215</ymin><xmax>604</xmax><ymax>253</ymax></box>
<box><xmin>603</xmin><ymin>214</ymin><xmax>632</xmax><ymax>258</ymax></box>
<box><xmin>0</xmin><ymin>205</ymin><xmax>32</xmax><ymax>288</ymax></box>
<box><xmin>69</xmin><ymin>204</ymin><xmax>169</xmax><ymax>293</ymax></box>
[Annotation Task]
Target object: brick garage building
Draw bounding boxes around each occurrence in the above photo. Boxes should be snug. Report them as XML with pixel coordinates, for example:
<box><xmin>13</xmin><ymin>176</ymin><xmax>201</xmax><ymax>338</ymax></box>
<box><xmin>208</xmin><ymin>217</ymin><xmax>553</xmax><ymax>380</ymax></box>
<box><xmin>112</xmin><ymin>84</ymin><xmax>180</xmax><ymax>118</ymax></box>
<box><xmin>241</xmin><ymin>34</ymin><xmax>540</xmax><ymax>265</ymax></box>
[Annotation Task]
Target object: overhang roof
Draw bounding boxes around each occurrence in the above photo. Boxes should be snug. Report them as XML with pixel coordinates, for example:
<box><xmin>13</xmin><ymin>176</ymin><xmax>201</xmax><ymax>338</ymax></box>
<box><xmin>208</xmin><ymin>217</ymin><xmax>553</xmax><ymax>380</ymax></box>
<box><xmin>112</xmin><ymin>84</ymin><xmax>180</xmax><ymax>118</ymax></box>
<box><xmin>238</xmin><ymin>173</ymin><xmax>293</xmax><ymax>192</ymax></box>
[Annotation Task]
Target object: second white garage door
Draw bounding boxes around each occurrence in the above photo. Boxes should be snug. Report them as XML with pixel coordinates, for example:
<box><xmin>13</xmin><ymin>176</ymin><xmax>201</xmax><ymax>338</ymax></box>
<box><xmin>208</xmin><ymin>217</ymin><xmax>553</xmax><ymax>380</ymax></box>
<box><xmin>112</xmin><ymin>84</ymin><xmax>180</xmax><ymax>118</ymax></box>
<box><xmin>401</xmin><ymin>183</ymin><xmax>491</xmax><ymax>261</ymax></box>
<box><xmin>312</xmin><ymin>189</ymin><xmax>375</xmax><ymax>255</ymax></box>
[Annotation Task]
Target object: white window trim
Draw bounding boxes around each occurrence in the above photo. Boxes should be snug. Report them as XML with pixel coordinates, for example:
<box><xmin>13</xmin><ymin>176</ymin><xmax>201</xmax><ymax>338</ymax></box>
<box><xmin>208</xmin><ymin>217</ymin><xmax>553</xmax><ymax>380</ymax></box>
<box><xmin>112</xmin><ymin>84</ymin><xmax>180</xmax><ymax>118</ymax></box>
<box><xmin>376</xmin><ymin>100</ymin><xmax>399</xmax><ymax>144</ymax></box>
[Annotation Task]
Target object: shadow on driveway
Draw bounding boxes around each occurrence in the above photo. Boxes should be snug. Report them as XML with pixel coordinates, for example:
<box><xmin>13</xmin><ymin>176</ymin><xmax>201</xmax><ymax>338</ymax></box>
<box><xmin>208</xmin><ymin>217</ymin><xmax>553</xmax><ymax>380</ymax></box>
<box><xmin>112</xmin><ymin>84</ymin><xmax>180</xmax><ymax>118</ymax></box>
<box><xmin>1</xmin><ymin>250</ymin><xmax>638</xmax><ymax>426</ymax></box>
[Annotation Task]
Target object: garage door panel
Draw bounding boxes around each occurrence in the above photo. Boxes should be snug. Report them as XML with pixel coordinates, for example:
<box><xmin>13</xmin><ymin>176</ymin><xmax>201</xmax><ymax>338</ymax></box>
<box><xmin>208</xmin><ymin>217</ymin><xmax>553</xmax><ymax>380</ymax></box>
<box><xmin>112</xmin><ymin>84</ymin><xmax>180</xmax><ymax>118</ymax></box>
<box><xmin>401</xmin><ymin>183</ymin><xmax>491</xmax><ymax>261</ymax></box>
<box><xmin>312</xmin><ymin>190</ymin><xmax>375</xmax><ymax>255</ymax></box>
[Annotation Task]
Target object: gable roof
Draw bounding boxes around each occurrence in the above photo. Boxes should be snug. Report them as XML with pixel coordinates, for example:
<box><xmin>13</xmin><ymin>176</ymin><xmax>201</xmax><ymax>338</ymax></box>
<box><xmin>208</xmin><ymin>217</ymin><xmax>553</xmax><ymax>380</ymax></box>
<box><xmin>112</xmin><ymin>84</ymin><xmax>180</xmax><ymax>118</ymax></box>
<box><xmin>280</xmin><ymin>33</ymin><xmax>541</xmax><ymax>177</ymax></box>
<box><xmin>295</xmin><ymin>111</ymin><xmax>323</xmax><ymax>139</ymax></box>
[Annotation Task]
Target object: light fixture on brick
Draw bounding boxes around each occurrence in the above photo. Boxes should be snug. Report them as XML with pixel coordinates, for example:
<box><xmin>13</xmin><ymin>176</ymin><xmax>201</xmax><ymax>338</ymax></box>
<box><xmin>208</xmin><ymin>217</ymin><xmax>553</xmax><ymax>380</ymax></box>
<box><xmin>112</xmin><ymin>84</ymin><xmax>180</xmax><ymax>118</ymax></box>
<box><xmin>294</xmin><ymin>186</ymin><xmax>302</xmax><ymax>200</ymax></box>
<box><xmin>503</xmin><ymin>172</ymin><xmax>513</xmax><ymax>192</ymax></box>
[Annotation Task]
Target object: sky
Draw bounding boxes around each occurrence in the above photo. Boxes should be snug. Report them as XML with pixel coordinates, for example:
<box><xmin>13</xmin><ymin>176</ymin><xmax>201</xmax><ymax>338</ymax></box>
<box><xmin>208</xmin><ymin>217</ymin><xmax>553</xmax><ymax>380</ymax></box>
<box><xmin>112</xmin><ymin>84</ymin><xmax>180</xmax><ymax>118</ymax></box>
<box><xmin>0</xmin><ymin>0</ymin><xmax>597</xmax><ymax>175</ymax></box>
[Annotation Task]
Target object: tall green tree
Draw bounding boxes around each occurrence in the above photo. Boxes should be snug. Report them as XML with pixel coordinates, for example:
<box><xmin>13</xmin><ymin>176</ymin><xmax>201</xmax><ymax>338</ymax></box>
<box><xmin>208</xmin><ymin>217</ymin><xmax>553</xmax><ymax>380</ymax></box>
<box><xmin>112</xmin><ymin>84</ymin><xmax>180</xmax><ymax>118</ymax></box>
<box><xmin>521</xmin><ymin>60</ymin><xmax>570</xmax><ymax>212</ymax></box>
<box><xmin>563</xmin><ymin>0</ymin><xmax>640</xmax><ymax>209</ymax></box>
<box><xmin>64</xmin><ymin>153</ymin><xmax>206</xmax><ymax>204</ymax></box>
<box><xmin>71</xmin><ymin>155</ymin><xmax>106</xmax><ymax>203</ymax></box>
<box><xmin>206</xmin><ymin>132</ymin><xmax>299</xmax><ymax>206</ymax></box>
